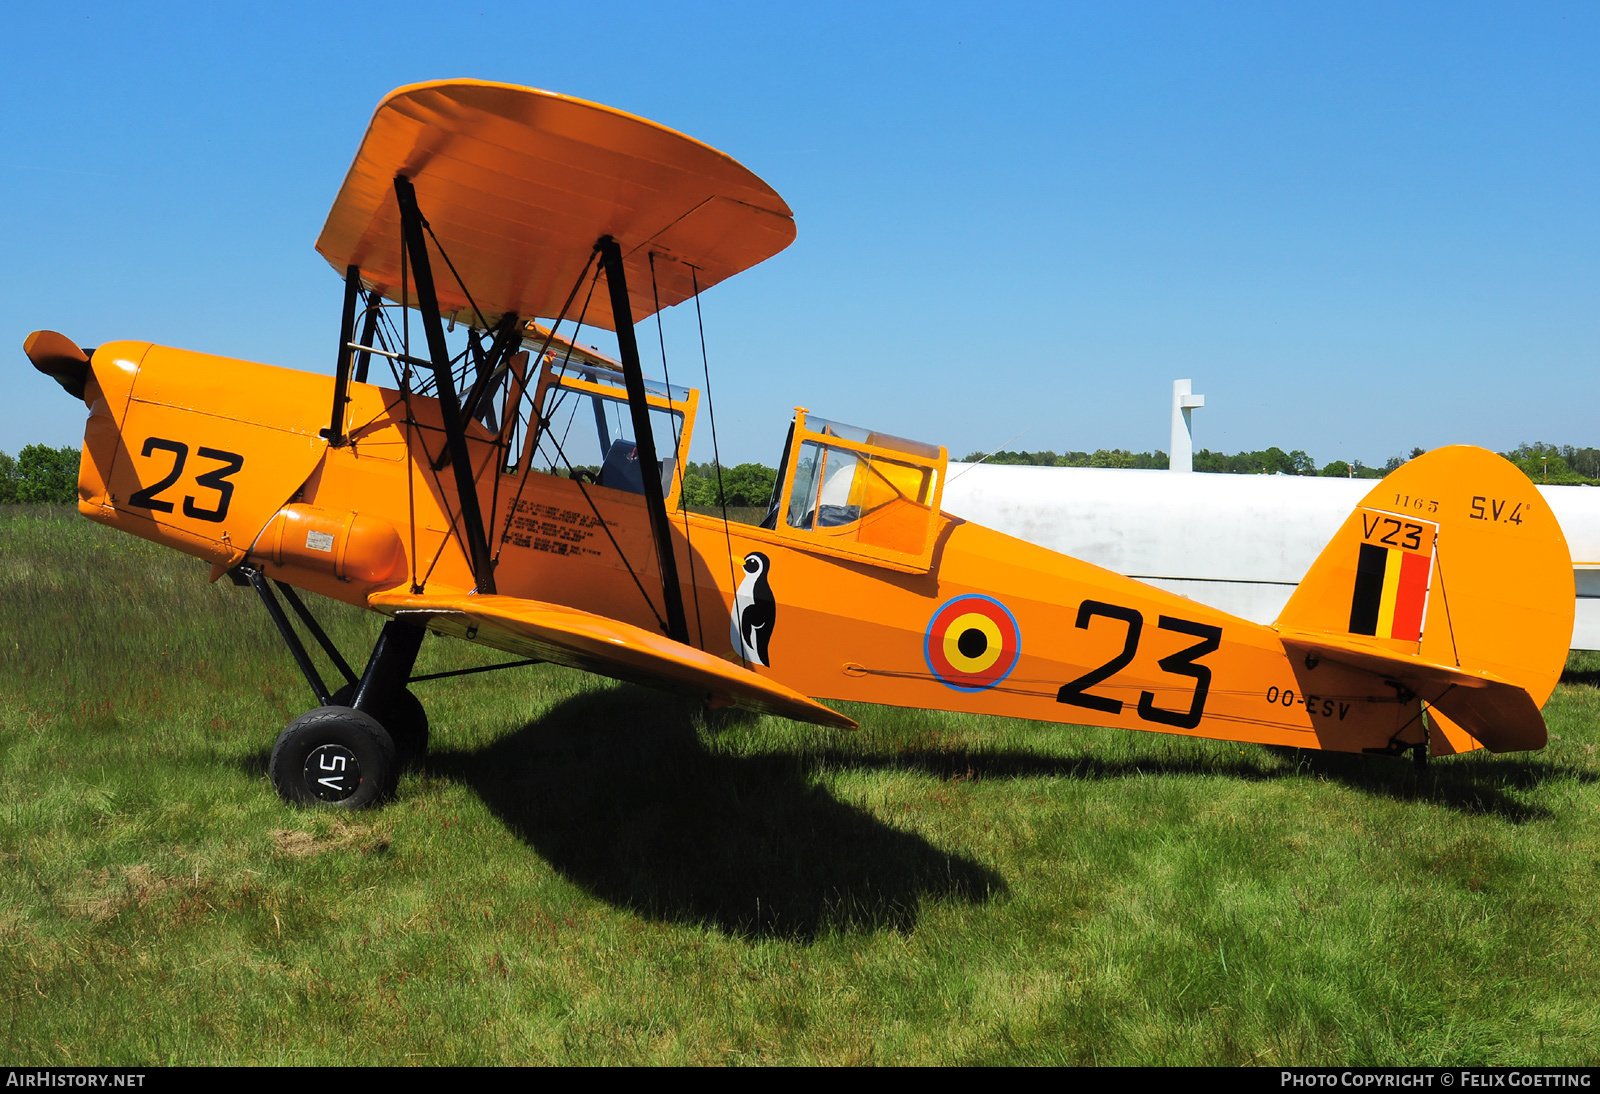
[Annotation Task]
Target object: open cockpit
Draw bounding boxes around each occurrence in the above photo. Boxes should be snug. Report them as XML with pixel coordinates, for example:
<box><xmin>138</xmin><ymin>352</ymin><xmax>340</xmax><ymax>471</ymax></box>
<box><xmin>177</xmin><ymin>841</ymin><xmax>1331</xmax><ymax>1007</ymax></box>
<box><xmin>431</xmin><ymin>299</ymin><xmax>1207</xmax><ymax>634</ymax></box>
<box><xmin>484</xmin><ymin>322</ymin><xmax>947</xmax><ymax>579</ymax></box>
<box><xmin>765</xmin><ymin>412</ymin><xmax>946</xmax><ymax>571</ymax></box>
<box><xmin>513</xmin><ymin>325</ymin><xmax>696</xmax><ymax>507</ymax></box>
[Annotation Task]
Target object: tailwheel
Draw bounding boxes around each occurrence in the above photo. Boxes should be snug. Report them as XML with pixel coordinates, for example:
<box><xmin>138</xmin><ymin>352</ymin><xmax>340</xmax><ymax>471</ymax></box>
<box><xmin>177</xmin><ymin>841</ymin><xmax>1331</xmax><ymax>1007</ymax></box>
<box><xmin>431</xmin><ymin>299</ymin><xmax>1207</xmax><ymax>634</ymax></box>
<box><xmin>270</xmin><ymin>706</ymin><xmax>397</xmax><ymax>808</ymax></box>
<box><xmin>331</xmin><ymin>684</ymin><xmax>429</xmax><ymax>768</ymax></box>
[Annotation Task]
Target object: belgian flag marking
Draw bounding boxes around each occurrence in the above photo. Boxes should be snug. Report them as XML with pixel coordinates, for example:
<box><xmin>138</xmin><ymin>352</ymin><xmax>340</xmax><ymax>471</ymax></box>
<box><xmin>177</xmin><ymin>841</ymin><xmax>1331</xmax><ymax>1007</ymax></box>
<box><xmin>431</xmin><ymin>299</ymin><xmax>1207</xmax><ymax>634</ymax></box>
<box><xmin>925</xmin><ymin>594</ymin><xmax>1021</xmax><ymax>692</ymax></box>
<box><xmin>1348</xmin><ymin>509</ymin><xmax>1437</xmax><ymax>642</ymax></box>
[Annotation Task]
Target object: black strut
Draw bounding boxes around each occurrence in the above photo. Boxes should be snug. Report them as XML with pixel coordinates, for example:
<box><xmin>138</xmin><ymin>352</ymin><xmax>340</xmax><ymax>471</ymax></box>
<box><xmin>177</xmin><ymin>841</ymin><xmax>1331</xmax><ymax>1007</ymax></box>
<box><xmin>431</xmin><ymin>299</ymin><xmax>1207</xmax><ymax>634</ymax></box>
<box><xmin>238</xmin><ymin>565</ymin><xmax>330</xmax><ymax>705</ymax></box>
<box><xmin>595</xmin><ymin>234</ymin><xmax>690</xmax><ymax>644</ymax></box>
<box><xmin>325</xmin><ymin>264</ymin><xmax>361</xmax><ymax>447</ymax></box>
<box><xmin>273</xmin><ymin>581</ymin><xmax>359</xmax><ymax>685</ymax></box>
<box><xmin>393</xmin><ymin>175</ymin><xmax>498</xmax><ymax>594</ymax></box>
<box><xmin>351</xmin><ymin>619</ymin><xmax>427</xmax><ymax>719</ymax></box>
<box><xmin>354</xmin><ymin>290</ymin><xmax>381</xmax><ymax>384</ymax></box>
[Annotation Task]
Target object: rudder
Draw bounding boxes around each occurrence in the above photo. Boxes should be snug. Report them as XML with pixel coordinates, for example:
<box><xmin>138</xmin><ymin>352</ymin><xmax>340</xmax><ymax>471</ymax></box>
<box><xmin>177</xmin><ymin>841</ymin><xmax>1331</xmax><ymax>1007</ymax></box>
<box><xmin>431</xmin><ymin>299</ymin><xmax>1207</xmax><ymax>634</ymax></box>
<box><xmin>1276</xmin><ymin>446</ymin><xmax>1572</xmax><ymax>746</ymax></box>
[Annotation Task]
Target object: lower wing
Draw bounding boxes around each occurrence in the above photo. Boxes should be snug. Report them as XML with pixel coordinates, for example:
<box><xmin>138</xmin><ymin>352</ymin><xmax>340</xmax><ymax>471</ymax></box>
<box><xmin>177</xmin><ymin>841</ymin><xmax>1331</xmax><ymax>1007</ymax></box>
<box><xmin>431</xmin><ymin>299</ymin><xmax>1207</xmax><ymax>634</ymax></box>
<box><xmin>368</xmin><ymin>590</ymin><xmax>856</xmax><ymax>729</ymax></box>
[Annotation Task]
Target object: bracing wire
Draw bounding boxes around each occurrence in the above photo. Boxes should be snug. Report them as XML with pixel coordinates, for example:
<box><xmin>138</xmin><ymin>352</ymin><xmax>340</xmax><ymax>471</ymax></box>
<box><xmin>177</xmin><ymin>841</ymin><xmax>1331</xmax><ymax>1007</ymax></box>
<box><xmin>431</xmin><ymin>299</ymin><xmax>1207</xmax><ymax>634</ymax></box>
<box><xmin>389</xmin><ymin>215</ymin><xmax>492</xmax><ymax>593</ymax></box>
<box><xmin>398</xmin><ymin>213</ymin><xmax>421</xmax><ymax>589</ymax></box>
<box><xmin>514</xmin><ymin>260</ymin><xmax>668</xmax><ymax>633</ymax></box>
<box><xmin>538</xmin><ymin>423</ymin><xmax>669</xmax><ymax>635</ymax></box>
<box><xmin>402</xmin><ymin>375</ymin><xmax>420</xmax><ymax>593</ymax></box>
<box><xmin>407</xmin><ymin>398</ymin><xmax>477</xmax><ymax>591</ymax></box>
<box><xmin>421</xmin><ymin>218</ymin><xmax>491</xmax><ymax>334</ymax></box>
<box><xmin>493</xmin><ymin>257</ymin><xmax>601</xmax><ymax>564</ymax></box>
<box><xmin>691</xmin><ymin>266</ymin><xmax>743</xmax><ymax>659</ymax></box>
<box><xmin>647</xmin><ymin>254</ymin><xmax>686</xmax><ymax>456</ymax></box>
<box><xmin>485</xmin><ymin>255</ymin><xmax>670</xmax><ymax>634</ymax></box>
<box><xmin>381</xmin><ymin>226</ymin><xmax>665</xmax><ymax>630</ymax></box>
<box><xmin>512</xmin><ymin>257</ymin><xmax>600</xmax><ymax>470</ymax></box>
<box><xmin>400</xmin><ymin>217</ymin><xmax>410</xmax><ymax>372</ymax></box>
<box><xmin>1432</xmin><ymin>537</ymin><xmax>1462</xmax><ymax>668</ymax></box>
<box><xmin>546</xmin><ymin>283</ymin><xmax>605</xmax><ymax>465</ymax></box>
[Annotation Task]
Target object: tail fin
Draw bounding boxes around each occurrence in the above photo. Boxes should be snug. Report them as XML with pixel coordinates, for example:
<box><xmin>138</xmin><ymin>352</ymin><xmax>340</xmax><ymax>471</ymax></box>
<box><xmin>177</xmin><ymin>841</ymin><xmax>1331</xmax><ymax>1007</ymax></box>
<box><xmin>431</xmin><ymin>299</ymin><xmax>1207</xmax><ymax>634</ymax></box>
<box><xmin>1276</xmin><ymin>445</ymin><xmax>1573</xmax><ymax>752</ymax></box>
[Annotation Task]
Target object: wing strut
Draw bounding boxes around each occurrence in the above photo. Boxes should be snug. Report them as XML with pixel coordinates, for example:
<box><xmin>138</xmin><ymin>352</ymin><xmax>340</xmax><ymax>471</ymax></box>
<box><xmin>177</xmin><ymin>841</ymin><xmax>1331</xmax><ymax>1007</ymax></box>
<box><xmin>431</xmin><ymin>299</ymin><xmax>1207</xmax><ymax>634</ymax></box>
<box><xmin>394</xmin><ymin>175</ymin><xmax>498</xmax><ymax>595</ymax></box>
<box><xmin>597</xmin><ymin>235</ymin><xmax>690</xmax><ymax>645</ymax></box>
<box><xmin>354</xmin><ymin>289</ymin><xmax>381</xmax><ymax>383</ymax></box>
<box><xmin>325</xmin><ymin>264</ymin><xmax>362</xmax><ymax>447</ymax></box>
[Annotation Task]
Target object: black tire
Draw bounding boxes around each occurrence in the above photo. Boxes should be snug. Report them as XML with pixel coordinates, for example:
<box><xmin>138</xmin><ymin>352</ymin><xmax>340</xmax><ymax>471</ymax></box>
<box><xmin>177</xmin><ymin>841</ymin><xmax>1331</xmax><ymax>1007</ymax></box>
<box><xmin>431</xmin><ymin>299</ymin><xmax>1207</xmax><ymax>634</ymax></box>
<box><xmin>269</xmin><ymin>706</ymin><xmax>397</xmax><ymax>808</ymax></box>
<box><xmin>330</xmin><ymin>683</ymin><xmax>430</xmax><ymax>768</ymax></box>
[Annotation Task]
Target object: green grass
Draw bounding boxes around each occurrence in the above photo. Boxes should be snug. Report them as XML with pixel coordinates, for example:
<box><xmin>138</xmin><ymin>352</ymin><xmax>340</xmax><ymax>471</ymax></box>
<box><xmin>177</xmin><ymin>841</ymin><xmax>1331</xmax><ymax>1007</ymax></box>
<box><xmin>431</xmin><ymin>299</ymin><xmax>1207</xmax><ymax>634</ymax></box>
<box><xmin>2</xmin><ymin>504</ymin><xmax>1599</xmax><ymax>1064</ymax></box>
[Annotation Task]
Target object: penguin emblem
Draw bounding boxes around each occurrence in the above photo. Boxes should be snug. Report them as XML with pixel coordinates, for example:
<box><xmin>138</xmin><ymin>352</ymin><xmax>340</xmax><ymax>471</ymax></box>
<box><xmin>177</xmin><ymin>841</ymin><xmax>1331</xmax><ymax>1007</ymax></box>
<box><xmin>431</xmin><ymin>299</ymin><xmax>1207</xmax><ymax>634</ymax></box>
<box><xmin>730</xmin><ymin>552</ymin><xmax>776</xmax><ymax>667</ymax></box>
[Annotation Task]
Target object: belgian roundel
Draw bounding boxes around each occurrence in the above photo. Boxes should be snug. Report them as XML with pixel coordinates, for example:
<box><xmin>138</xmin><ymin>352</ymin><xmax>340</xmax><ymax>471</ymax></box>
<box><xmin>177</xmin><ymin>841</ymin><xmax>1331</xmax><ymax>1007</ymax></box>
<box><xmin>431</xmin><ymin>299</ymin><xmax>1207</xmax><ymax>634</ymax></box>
<box><xmin>924</xmin><ymin>594</ymin><xmax>1021</xmax><ymax>692</ymax></box>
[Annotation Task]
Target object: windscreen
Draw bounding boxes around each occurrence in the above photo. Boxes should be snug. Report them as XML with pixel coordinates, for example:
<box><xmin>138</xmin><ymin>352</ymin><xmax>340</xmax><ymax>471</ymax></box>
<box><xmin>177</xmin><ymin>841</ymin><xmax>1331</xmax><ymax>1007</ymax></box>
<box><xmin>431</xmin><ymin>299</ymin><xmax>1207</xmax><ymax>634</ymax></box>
<box><xmin>530</xmin><ymin>372</ymin><xmax>684</xmax><ymax>496</ymax></box>
<box><xmin>777</xmin><ymin>413</ymin><xmax>942</xmax><ymax>560</ymax></box>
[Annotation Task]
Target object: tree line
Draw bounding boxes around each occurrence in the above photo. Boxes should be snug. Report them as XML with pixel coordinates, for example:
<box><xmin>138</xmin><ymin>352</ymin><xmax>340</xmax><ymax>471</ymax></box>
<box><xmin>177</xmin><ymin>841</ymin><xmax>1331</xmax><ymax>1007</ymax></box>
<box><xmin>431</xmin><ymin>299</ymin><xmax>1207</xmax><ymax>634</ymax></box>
<box><xmin>0</xmin><ymin>445</ymin><xmax>80</xmax><ymax>504</ymax></box>
<box><xmin>962</xmin><ymin>443</ymin><xmax>1600</xmax><ymax>485</ymax></box>
<box><xmin>678</xmin><ymin>461</ymin><xmax>778</xmax><ymax>508</ymax></box>
<box><xmin>1500</xmin><ymin>443</ymin><xmax>1600</xmax><ymax>485</ymax></box>
<box><xmin>961</xmin><ymin>446</ymin><xmax>1413</xmax><ymax>478</ymax></box>
<box><xmin>7</xmin><ymin>441</ymin><xmax>1599</xmax><ymax>509</ymax></box>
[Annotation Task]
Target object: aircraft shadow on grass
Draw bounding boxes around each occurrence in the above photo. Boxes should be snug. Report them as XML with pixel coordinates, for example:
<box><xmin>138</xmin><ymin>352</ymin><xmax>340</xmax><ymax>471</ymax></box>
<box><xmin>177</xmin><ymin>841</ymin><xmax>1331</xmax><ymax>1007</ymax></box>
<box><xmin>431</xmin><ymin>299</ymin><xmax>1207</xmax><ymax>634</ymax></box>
<box><xmin>421</xmin><ymin>687</ymin><xmax>1007</xmax><ymax>941</ymax></box>
<box><xmin>1559</xmin><ymin>667</ymin><xmax>1600</xmax><ymax>688</ymax></box>
<box><xmin>241</xmin><ymin>681</ymin><xmax>1594</xmax><ymax>926</ymax></box>
<box><xmin>778</xmin><ymin>739</ymin><xmax>1590</xmax><ymax>824</ymax></box>
<box><xmin>829</xmin><ymin>670</ymin><xmax>1600</xmax><ymax>821</ymax></box>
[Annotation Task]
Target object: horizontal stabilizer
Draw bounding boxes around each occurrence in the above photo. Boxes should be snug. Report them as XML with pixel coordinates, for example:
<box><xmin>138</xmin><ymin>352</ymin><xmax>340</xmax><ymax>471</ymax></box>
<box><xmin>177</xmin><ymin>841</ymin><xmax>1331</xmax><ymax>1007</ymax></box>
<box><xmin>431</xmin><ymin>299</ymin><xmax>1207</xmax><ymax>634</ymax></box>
<box><xmin>369</xmin><ymin>589</ymin><xmax>855</xmax><ymax>730</ymax></box>
<box><xmin>1279</xmin><ymin>631</ymin><xmax>1546</xmax><ymax>753</ymax></box>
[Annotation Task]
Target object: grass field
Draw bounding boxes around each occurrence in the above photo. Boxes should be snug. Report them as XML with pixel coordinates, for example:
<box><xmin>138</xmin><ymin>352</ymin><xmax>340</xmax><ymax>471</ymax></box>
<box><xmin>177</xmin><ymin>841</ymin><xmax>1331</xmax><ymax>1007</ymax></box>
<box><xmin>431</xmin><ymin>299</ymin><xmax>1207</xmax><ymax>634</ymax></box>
<box><xmin>2</xmin><ymin>504</ymin><xmax>1599</xmax><ymax>1065</ymax></box>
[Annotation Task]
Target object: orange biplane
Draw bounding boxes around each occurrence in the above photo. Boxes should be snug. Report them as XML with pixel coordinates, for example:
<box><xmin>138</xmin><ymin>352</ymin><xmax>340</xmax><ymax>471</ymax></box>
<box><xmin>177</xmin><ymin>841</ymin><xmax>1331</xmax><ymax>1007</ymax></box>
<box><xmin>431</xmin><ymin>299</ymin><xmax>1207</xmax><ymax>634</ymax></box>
<box><xmin>25</xmin><ymin>80</ymin><xmax>1574</xmax><ymax>808</ymax></box>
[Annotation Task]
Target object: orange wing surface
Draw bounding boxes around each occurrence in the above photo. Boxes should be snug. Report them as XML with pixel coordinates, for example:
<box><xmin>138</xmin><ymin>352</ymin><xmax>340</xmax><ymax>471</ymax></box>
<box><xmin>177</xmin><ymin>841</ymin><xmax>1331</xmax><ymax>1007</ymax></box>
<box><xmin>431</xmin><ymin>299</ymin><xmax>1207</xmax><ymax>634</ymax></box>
<box><xmin>314</xmin><ymin>79</ymin><xmax>797</xmax><ymax>330</ymax></box>
<box><xmin>367</xmin><ymin>589</ymin><xmax>856</xmax><ymax>730</ymax></box>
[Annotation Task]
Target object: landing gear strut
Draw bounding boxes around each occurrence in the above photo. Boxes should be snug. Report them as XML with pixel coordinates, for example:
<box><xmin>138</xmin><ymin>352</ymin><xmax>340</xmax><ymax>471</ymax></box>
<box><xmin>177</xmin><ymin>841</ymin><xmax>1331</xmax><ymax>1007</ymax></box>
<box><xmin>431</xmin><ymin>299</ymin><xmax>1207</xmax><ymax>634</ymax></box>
<box><xmin>235</xmin><ymin>566</ymin><xmax>429</xmax><ymax>807</ymax></box>
<box><xmin>337</xmin><ymin>619</ymin><xmax>430</xmax><ymax>768</ymax></box>
<box><xmin>330</xmin><ymin>683</ymin><xmax>428</xmax><ymax>768</ymax></box>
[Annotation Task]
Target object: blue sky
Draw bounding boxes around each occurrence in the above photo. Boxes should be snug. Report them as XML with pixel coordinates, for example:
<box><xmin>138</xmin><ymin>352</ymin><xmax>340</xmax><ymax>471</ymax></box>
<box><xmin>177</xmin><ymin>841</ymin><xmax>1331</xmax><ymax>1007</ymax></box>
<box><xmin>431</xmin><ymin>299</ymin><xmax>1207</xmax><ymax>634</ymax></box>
<box><xmin>4</xmin><ymin>2</ymin><xmax>1596</xmax><ymax>468</ymax></box>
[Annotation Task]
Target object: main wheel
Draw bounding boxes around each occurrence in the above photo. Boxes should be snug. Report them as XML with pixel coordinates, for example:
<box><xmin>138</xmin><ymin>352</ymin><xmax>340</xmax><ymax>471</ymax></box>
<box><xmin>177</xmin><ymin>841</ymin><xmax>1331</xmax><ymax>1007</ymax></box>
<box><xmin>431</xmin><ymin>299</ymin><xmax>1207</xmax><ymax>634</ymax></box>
<box><xmin>269</xmin><ymin>706</ymin><xmax>397</xmax><ymax>808</ymax></box>
<box><xmin>330</xmin><ymin>684</ymin><xmax>429</xmax><ymax>768</ymax></box>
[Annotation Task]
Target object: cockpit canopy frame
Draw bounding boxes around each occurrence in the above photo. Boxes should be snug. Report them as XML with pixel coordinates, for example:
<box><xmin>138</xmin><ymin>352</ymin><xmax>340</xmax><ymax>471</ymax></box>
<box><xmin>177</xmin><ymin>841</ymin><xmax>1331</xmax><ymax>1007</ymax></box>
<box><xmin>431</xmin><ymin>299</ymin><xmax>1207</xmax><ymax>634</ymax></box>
<box><xmin>771</xmin><ymin>409</ymin><xmax>948</xmax><ymax>573</ymax></box>
<box><xmin>521</xmin><ymin>354</ymin><xmax>699</xmax><ymax>511</ymax></box>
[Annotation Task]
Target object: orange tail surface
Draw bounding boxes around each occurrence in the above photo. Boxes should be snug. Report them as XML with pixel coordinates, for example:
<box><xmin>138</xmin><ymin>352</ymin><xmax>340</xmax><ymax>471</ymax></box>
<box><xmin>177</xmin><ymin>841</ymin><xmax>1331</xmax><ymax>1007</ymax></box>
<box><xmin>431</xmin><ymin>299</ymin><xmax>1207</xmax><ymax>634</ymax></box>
<box><xmin>1276</xmin><ymin>445</ymin><xmax>1573</xmax><ymax>752</ymax></box>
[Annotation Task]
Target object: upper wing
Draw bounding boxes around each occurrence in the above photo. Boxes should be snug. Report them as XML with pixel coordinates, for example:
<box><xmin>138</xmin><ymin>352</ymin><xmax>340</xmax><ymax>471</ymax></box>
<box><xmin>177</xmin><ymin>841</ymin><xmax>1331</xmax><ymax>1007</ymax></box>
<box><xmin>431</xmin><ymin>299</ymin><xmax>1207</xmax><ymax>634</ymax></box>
<box><xmin>368</xmin><ymin>589</ymin><xmax>855</xmax><ymax>729</ymax></box>
<box><xmin>315</xmin><ymin>80</ymin><xmax>796</xmax><ymax>330</ymax></box>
